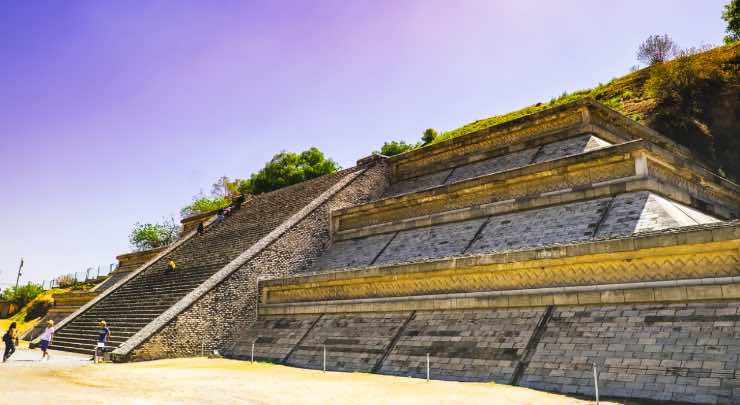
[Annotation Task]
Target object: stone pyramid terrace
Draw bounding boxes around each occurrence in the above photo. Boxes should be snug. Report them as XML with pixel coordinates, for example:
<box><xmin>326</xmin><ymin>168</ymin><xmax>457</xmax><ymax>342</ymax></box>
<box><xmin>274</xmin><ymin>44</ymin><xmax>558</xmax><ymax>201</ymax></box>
<box><xmin>46</xmin><ymin>100</ymin><xmax>740</xmax><ymax>404</ymax></box>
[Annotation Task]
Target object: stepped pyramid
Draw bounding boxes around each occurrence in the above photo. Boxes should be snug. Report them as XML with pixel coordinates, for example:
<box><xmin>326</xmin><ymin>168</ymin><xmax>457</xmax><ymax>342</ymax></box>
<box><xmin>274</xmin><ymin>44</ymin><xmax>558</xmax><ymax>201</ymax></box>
<box><xmin>49</xmin><ymin>100</ymin><xmax>739</xmax><ymax>403</ymax></box>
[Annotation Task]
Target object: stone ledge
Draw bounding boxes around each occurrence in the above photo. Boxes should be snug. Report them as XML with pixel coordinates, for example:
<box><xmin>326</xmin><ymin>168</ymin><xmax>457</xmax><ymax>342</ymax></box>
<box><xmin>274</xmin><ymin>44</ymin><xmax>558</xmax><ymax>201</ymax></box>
<box><xmin>333</xmin><ymin>141</ymin><xmax>739</xmax><ymax>234</ymax></box>
<box><xmin>259</xmin><ymin>278</ymin><xmax>740</xmax><ymax>315</ymax></box>
<box><xmin>333</xmin><ymin>178</ymin><xmax>721</xmax><ymax>241</ymax></box>
<box><xmin>260</xmin><ymin>222</ymin><xmax>739</xmax><ymax>305</ymax></box>
<box><xmin>388</xmin><ymin>100</ymin><xmax>695</xmax><ymax>181</ymax></box>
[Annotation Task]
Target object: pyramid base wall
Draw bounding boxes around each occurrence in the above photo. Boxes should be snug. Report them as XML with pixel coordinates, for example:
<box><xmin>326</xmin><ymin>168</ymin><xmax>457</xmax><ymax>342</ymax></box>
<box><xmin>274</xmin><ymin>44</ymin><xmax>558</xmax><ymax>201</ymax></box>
<box><xmin>238</xmin><ymin>300</ymin><xmax>740</xmax><ymax>404</ymax></box>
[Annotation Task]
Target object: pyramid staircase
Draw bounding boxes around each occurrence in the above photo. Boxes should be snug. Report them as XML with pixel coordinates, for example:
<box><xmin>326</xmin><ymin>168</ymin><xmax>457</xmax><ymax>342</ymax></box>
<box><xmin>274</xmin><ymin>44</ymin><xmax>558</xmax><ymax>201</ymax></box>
<box><xmin>49</xmin><ymin>169</ymin><xmax>352</xmax><ymax>355</ymax></box>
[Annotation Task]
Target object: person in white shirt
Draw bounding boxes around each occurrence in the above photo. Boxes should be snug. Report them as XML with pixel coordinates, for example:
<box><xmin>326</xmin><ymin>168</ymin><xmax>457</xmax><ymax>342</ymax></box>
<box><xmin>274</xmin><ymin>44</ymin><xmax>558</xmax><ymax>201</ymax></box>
<box><xmin>39</xmin><ymin>320</ymin><xmax>55</xmax><ymax>360</ymax></box>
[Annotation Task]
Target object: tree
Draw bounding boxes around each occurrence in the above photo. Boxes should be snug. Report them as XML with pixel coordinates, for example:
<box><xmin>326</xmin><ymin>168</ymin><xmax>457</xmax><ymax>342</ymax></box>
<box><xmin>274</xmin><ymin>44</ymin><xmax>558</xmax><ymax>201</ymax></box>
<box><xmin>421</xmin><ymin>128</ymin><xmax>438</xmax><ymax>144</ymax></box>
<box><xmin>723</xmin><ymin>0</ymin><xmax>740</xmax><ymax>43</ymax></box>
<box><xmin>376</xmin><ymin>141</ymin><xmax>416</xmax><ymax>157</ymax></box>
<box><xmin>180</xmin><ymin>195</ymin><xmax>231</xmax><ymax>218</ymax></box>
<box><xmin>210</xmin><ymin>176</ymin><xmax>242</xmax><ymax>199</ymax></box>
<box><xmin>129</xmin><ymin>217</ymin><xmax>180</xmax><ymax>251</ymax></box>
<box><xmin>637</xmin><ymin>34</ymin><xmax>678</xmax><ymax>65</ymax></box>
<box><xmin>0</xmin><ymin>283</ymin><xmax>44</xmax><ymax>308</ymax></box>
<box><xmin>240</xmin><ymin>147</ymin><xmax>340</xmax><ymax>194</ymax></box>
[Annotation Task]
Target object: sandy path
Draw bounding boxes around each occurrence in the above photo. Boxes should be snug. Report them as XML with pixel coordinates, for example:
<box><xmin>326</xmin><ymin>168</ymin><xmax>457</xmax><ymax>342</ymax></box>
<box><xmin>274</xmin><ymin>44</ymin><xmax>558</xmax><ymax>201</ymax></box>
<box><xmin>0</xmin><ymin>347</ymin><xmax>617</xmax><ymax>404</ymax></box>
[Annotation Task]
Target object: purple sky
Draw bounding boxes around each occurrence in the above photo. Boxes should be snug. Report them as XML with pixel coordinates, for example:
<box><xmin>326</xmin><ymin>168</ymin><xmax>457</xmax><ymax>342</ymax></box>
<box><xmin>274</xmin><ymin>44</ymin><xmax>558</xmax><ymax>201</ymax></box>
<box><xmin>0</xmin><ymin>0</ymin><xmax>728</xmax><ymax>287</ymax></box>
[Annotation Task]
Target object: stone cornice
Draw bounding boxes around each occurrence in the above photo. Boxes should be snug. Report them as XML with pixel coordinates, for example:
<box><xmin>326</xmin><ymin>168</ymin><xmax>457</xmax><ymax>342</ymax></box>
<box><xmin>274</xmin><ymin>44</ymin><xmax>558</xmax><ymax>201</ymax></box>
<box><xmin>259</xmin><ymin>222</ymin><xmax>740</xmax><ymax>309</ymax></box>
<box><xmin>259</xmin><ymin>278</ymin><xmax>740</xmax><ymax>315</ymax></box>
<box><xmin>332</xmin><ymin>142</ymin><xmax>739</xmax><ymax>236</ymax></box>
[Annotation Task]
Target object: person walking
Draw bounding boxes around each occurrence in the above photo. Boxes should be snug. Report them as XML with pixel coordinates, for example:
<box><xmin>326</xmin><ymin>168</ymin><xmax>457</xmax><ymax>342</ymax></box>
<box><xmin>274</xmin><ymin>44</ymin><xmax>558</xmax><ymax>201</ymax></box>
<box><xmin>3</xmin><ymin>322</ymin><xmax>19</xmax><ymax>362</ymax></box>
<box><xmin>94</xmin><ymin>320</ymin><xmax>111</xmax><ymax>363</ymax></box>
<box><xmin>196</xmin><ymin>222</ymin><xmax>205</xmax><ymax>236</ymax></box>
<box><xmin>39</xmin><ymin>319</ymin><xmax>55</xmax><ymax>360</ymax></box>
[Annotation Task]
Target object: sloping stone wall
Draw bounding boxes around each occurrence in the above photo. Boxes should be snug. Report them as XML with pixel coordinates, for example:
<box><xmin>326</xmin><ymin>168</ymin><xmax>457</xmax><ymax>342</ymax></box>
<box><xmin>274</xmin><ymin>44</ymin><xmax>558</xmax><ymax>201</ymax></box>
<box><xmin>384</xmin><ymin>134</ymin><xmax>610</xmax><ymax>197</ymax></box>
<box><xmin>235</xmin><ymin>301</ymin><xmax>740</xmax><ymax>404</ymax></box>
<box><xmin>379</xmin><ymin>308</ymin><xmax>546</xmax><ymax>383</ymax></box>
<box><xmin>227</xmin><ymin>315</ymin><xmax>320</xmax><ymax>362</ymax></box>
<box><xmin>286</xmin><ymin>312</ymin><xmax>411</xmax><ymax>372</ymax></box>
<box><xmin>126</xmin><ymin>162</ymin><xmax>390</xmax><ymax>361</ymax></box>
<box><xmin>315</xmin><ymin>191</ymin><xmax>720</xmax><ymax>272</ymax></box>
<box><xmin>521</xmin><ymin>302</ymin><xmax>740</xmax><ymax>404</ymax></box>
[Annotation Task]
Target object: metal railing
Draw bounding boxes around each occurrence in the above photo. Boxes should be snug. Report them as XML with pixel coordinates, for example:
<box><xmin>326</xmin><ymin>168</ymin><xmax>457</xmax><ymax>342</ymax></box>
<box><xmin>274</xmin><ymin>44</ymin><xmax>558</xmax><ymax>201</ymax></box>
<box><xmin>39</xmin><ymin>263</ymin><xmax>118</xmax><ymax>289</ymax></box>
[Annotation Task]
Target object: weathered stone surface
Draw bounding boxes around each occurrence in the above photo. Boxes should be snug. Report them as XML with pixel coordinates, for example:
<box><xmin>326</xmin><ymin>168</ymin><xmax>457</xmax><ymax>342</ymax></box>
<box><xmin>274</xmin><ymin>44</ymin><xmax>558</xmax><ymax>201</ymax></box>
<box><xmin>286</xmin><ymin>312</ymin><xmax>411</xmax><ymax>372</ymax></box>
<box><xmin>444</xmin><ymin>147</ymin><xmax>539</xmax><ymax>184</ymax></box>
<box><xmin>379</xmin><ymin>308</ymin><xmax>545</xmax><ymax>382</ymax></box>
<box><xmin>530</xmin><ymin>134</ymin><xmax>610</xmax><ymax>164</ymax></box>
<box><xmin>226</xmin><ymin>315</ymin><xmax>319</xmax><ymax>363</ymax></box>
<box><xmin>384</xmin><ymin>169</ymin><xmax>451</xmax><ymax>197</ymax></box>
<box><xmin>466</xmin><ymin>198</ymin><xmax>610</xmax><ymax>254</ymax></box>
<box><xmin>521</xmin><ymin>302</ymin><xmax>740</xmax><ymax>404</ymax></box>
<box><xmin>374</xmin><ymin>217</ymin><xmax>487</xmax><ymax>265</ymax></box>
<box><xmin>384</xmin><ymin>134</ymin><xmax>611</xmax><ymax>198</ymax></box>
<box><xmin>596</xmin><ymin>191</ymin><xmax>721</xmax><ymax>238</ymax></box>
<box><xmin>312</xmin><ymin>233</ymin><xmax>395</xmax><ymax>271</ymax></box>
<box><xmin>127</xmin><ymin>162</ymin><xmax>390</xmax><ymax>361</ymax></box>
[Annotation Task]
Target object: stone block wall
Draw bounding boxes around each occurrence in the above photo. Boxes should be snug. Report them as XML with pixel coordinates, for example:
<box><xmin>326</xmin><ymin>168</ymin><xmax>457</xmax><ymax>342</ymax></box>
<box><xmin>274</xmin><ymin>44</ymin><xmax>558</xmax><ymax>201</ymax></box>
<box><xmin>521</xmin><ymin>302</ymin><xmax>740</xmax><ymax>404</ymax></box>
<box><xmin>379</xmin><ymin>308</ymin><xmax>546</xmax><ymax>383</ymax></box>
<box><xmin>237</xmin><ymin>300</ymin><xmax>740</xmax><ymax>404</ymax></box>
<box><xmin>126</xmin><ymin>162</ymin><xmax>390</xmax><ymax>361</ymax></box>
<box><xmin>228</xmin><ymin>315</ymin><xmax>320</xmax><ymax>362</ymax></box>
<box><xmin>315</xmin><ymin>191</ymin><xmax>721</xmax><ymax>273</ymax></box>
<box><xmin>286</xmin><ymin>312</ymin><xmax>412</xmax><ymax>372</ymax></box>
<box><xmin>384</xmin><ymin>134</ymin><xmax>611</xmax><ymax>197</ymax></box>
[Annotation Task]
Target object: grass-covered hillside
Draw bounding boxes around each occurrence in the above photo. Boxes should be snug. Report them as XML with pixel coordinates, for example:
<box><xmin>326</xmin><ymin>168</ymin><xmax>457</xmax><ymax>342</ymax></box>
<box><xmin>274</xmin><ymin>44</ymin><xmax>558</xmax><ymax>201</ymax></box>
<box><xmin>433</xmin><ymin>42</ymin><xmax>740</xmax><ymax>180</ymax></box>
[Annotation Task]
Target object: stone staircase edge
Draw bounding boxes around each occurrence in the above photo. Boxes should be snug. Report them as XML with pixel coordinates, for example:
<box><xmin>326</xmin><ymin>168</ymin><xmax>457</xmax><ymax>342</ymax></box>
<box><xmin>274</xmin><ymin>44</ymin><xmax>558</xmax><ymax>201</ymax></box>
<box><xmin>40</xmin><ymin>214</ymin><xmax>217</xmax><ymax>344</ymax></box>
<box><xmin>111</xmin><ymin>166</ymin><xmax>370</xmax><ymax>359</ymax></box>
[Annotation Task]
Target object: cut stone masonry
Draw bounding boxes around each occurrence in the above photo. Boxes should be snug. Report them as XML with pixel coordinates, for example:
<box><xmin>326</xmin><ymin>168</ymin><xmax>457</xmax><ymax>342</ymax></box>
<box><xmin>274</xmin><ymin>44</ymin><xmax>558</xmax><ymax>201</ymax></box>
<box><xmin>46</xmin><ymin>100</ymin><xmax>740</xmax><ymax>404</ymax></box>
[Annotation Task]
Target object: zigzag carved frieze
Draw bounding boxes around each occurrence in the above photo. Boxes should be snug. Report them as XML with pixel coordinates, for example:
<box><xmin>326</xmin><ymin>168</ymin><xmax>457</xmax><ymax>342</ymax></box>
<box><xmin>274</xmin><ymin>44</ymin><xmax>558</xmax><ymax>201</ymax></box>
<box><xmin>395</xmin><ymin>111</ymin><xmax>584</xmax><ymax>179</ymax></box>
<box><xmin>265</xmin><ymin>250</ymin><xmax>739</xmax><ymax>304</ymax></box>
<box><xmin>648</xmin><ymin>162</ymin><xmax>737</xmax><ymax>209</ymax></box>
<box><xmin>339</xmin><ymin>159</ymin><xmax>635</xmax><ymax>231</ymax></box>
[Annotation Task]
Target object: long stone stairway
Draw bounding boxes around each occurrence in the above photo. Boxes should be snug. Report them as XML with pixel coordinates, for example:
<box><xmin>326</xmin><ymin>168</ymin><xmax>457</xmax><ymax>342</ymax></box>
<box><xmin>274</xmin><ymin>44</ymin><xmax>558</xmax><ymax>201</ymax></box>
<box><xmin>50</xmin><ymin>169</ymin><xmax>352</xmax><ymax>355</ymax></box>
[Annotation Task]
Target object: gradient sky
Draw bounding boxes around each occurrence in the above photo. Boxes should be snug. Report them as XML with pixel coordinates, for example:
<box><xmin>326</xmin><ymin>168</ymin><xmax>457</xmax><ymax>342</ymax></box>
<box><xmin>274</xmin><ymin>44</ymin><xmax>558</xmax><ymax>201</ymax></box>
<box><xmin>0</xmin><ymin>0</ymin><xmax>729</xmax><ymax>287</ymax></box>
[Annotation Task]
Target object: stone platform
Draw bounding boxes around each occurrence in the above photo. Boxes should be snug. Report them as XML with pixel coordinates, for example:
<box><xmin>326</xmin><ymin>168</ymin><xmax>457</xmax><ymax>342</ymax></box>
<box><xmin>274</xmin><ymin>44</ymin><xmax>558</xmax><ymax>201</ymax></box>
<box><xmin>229</xmin><ymin>100</ymin><xmax>740</xmax><ymax>404</ymax></box>
<box><xmin>45</xmin><ymin>99</ymin><xmax>740</xmax><ymax>404</ymax></box>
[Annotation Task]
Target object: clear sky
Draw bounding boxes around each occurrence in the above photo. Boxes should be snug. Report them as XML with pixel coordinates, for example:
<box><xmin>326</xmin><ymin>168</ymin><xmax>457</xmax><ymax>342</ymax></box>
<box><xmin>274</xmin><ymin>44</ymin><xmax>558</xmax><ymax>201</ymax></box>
<box><xmin>0</xmin><ymin>0</ymin><xmax>729</xmax><ymax>287</ymax></box>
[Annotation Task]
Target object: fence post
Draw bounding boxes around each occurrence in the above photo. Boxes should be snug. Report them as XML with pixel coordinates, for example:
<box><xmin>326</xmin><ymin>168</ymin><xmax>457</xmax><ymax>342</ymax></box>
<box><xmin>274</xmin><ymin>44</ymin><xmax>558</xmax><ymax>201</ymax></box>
<box><xmin>251</xmin><ymin>340</ymin><xmax>255</xmax><ymax>364</ymax></box>
<box><xmin>323</xmin><ymin>345</ymin><xmax>326</xmax><ymax>372</ymax></box>
<box><xmin>97</xmin><ymin>265</ymin><xmax>101</xmax><ymax>279</ymax></box>
<box><xmin>426</xmin><ymin>353</ymin><xmax>430</xmax><ymax>382</ymax></box>
<box><xmin>593</xmin><ymin>363</ymin><xmax>600</xmax><ymax>405</ymax></box>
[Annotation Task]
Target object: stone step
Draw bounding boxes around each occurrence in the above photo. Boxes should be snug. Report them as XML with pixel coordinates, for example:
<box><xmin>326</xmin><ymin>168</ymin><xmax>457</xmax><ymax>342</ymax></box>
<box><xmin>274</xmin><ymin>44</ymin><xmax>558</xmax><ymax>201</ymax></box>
<box><xmin>110</xmin><ymin>281</ymin><xmax>212</xmax><ymax>297</ymax></box>
<box><xmin>59</xmin><ymin>328</ymin><xmax>139</xmax><ymax>338</ymax></box>
<box><xmin>52</xmin><ymin>334</ymin><xmax>129</xmax><ymax>347</ymax></box>
<box><xmin>49</xmin><ymin>342</ymin><xmax>96</xmax><ymax>355</ymax></box>
<box><xmin>116</xmin><ymin>277</ymin><xmax>211</xmax><ymax>288</ymax></box>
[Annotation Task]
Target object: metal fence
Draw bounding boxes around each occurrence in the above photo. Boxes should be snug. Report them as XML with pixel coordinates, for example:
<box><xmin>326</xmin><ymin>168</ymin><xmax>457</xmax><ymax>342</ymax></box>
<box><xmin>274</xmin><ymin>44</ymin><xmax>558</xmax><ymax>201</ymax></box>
<box><xmin>39</xmin><ymin>263</ymin><xmax>118</xmax><ymax>289</ymax></box>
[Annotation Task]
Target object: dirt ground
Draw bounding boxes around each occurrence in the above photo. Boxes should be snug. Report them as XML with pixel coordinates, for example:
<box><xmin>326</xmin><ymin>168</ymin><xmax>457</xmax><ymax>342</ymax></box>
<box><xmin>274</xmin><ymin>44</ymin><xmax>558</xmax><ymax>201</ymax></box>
<box><xmin>0</xmin><ymin>347</ymin><xmax>619</xmax><ymax>405</ymax></box>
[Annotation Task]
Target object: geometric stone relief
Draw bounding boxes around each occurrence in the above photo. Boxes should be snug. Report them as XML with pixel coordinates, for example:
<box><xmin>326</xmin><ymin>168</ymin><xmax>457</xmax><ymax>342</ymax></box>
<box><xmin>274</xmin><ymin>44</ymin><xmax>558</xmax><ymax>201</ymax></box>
<box><xmin>267</xmin><ymin>249</ymin><xmax>739</xmax><ymax>304</ymax></box>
